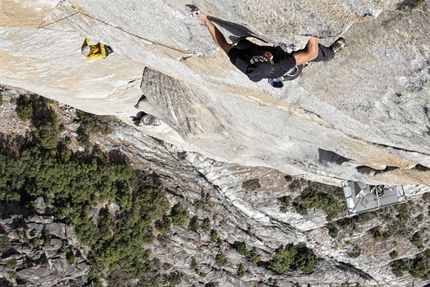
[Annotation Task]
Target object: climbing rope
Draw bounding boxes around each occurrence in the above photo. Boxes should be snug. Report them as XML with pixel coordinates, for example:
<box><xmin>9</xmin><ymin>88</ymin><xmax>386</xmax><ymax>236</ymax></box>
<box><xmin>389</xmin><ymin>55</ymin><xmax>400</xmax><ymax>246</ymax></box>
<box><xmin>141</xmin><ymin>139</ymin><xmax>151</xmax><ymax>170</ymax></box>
<box><xmin>38</xmin><ymin>10</ymin><xmax>195</xmax><ymax>56</ymax></box>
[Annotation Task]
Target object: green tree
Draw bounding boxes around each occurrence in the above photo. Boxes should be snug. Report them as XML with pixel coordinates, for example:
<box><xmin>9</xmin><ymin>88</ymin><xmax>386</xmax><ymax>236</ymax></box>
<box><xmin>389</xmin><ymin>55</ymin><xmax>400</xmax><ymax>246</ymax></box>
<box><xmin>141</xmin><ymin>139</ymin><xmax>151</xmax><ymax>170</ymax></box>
<box><xmin>389</xmin><ymin>250</ymin><xmax>398</xmax><ymax>259</ymax></box>
<box><xmin>368</xmin><ymin>226</ymin><xmax>384</xmax><ymax>241</ymax></box>
<box><xmin>66</xmin><ymin>250</ymin><xmax>76</xmax><ymax>264</ymax></box>
<box><xmin>171</xmin><ymin>203</ymin><xmax>189</xmax><ymax>226</ymax></box>
<box><xmin>167</xmin><ymin>272</ymin><xmax>182</xmax><ymax>286</ymax></box>
<box><xmin>210</xmin><ymin>229</ymin><xmax>218</xmax><ymax>242</ymax></box>
<box><xmin>35</xmin><ymin>121</ymin><xmax>60</xmax><ymax>149</ymax></box>
<box><xmin>215</xmin><ymin>253</ymin><xmax>227</xmax><ymax>266</ymax></box>
<box><xmin>6</xmin><ymin>259</ymin><xmax>18</xmax><ymax>268</ymax></box>
<box><xmin>233</xmin><ymin>241</ymin><xmax>250</xmax><ymax>257</ymax></box>
<box><xmin>16</xmin><ymin>97</ymin><xmax>33</xmax><ymax>121</ymax></box>
<box><xmin>0</xmin><ymin>236</ymin><xmax>11</xmax><ymax>253</ymax></box>
<box><xmin>299</xmin><ymin>185</ymin><xmax>341</xmax><ymax>221</ymax></box>
<box><xmin>242</xmin><ymin>179</ymin><xmax>261</xmax><ymax>191</ymax></box>
<box><xmin>42</xmin><ymin>97</ymin><xmax>55</xmax><ymax>104</ymax></box>
<box><xmin>347</xmin><ymin>245</ymin><xmax>361</xmax><ymax>258</ymax></box>
<box><xmin>1</xmin><ymin>99</ymin><xmax>175</xmax><ymax>286</ymax></box>
<box><xmin>177</xmin><ymin>151</ymin><xmax>187</xmax><ymax>160</ymax></box>
<box><xmin>42</xmin><ymin>229</ymin><xmax>51</xmax><ymax>246</ymax></box>
<box><xmin>201</xmin><ymin>218</ymin><xmax>211</xmax><ymax>232</ymax></box>
<box><xmin>237</xmin><ymin>264</ymin><xmax>246</xmax><ymax>278</ymax></box>
<box><xmin>391</xmin><ymin>259</ymin><xmax>409</xmax><ymax>277</ymax></box>
<box><xmin>278</xmin><ymin>196</ymin><xmax>291</xmax><ymax>212</ymax></box>
<box><xmin>326</xmin><ymin>222</ymin><xmax>338</xmax><ymax>238</ymax></box>
<box><xmin>409</xmin><ymin>255</ymin><xmax>428</xmax><ymax>278</ymax></box>
<box><xmin>270</xmin><ymin>244</ymin><xmax>317</xmax><ymax>274</ymax></box>
<box><xmin>411</xmin><ymin>232</ymin><xmax>424</xmax><ymax>249</ymax></box>
<box><xmin>270</xmin><ymin>244</ymin><xmax>298</xmax><ymax>274</ymax></box>
<box><xmin>294</xmin><ymin>247</ymin><xmax>317</xmax><ymax>273</ymax></box>
<box><xmin>155</xmin><ymin>214</ymin><xmax>172</xmax><ymax>234</ymax></box>
<box><xmin>76</xmin><ymin>111</ymin><xmax>112</xmax><ymax>148</ymax></box>
<box><xmin>292</xmin><ymin>202</ymin><xmax>308</xmax><ymax>215</ymax></box>
<box><xmin>249</xmin><ymin>249</ymin><xmax>261</xmax><ymax>264</ymax></box>
<box><xmin>395</xmin><ymin>203</ymin><xmax>410</xmax><ymax>223</ymax></box>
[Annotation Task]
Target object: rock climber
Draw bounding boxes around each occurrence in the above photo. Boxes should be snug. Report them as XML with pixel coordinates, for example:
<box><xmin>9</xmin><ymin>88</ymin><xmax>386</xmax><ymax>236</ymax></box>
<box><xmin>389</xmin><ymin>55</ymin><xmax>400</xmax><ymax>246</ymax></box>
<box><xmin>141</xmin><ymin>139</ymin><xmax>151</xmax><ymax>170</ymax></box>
<box><xmin>192</xmin><ymin>8</ymin><xmax>345</xmax><ymax>87</ymax></box>
<box><xmin>81</xmin><ymin>38</ymin><xmax>114</xmax><ymax>60</ymax></box>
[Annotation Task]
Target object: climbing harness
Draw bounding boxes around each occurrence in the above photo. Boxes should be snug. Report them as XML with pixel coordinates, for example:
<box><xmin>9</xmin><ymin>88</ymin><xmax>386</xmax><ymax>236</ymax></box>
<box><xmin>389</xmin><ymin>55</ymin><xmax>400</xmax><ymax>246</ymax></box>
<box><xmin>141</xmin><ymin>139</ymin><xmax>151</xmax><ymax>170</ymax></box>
<box><xmin>38</xmin><ymin>10</ymin><xmax>196</xmax><ymax>56</ymax></box>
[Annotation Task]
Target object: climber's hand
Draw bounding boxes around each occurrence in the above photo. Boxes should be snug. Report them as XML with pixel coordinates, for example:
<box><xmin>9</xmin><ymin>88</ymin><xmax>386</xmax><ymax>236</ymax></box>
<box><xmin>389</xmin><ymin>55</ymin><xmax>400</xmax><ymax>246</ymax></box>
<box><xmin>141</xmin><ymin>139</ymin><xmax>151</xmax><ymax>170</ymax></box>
<box><xmin>192</xmin><ymin>8</ymin><xmax>207</xmax><ymax>22</ymax></box>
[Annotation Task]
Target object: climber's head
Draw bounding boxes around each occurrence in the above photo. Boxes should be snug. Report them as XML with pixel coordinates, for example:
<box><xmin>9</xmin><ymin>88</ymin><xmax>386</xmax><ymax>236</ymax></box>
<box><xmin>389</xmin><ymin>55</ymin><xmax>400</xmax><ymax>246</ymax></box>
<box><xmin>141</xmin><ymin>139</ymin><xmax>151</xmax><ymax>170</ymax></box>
<box><xmin>81</xmin><ymin>45</ymin><xmax>90</xmax><ymax>55</ymax></box>
<box><xmin>246</xmin><ymin>54</ymin><xmax>274</xmax><ymax>82</ymax></box>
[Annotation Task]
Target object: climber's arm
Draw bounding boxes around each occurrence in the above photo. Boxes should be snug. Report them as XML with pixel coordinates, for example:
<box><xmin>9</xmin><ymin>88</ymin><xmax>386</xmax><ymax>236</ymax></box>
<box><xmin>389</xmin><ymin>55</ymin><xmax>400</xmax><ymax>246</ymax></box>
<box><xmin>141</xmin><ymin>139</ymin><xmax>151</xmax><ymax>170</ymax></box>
<box><xmin>194</xmin><ymin>10</ymin><xmax>234</xmax><ymax>54</ymax></box>
<box><xmin>292</xmin><ymin>37</ymin><xmax>319</xmax><ymax>66</ymax></box>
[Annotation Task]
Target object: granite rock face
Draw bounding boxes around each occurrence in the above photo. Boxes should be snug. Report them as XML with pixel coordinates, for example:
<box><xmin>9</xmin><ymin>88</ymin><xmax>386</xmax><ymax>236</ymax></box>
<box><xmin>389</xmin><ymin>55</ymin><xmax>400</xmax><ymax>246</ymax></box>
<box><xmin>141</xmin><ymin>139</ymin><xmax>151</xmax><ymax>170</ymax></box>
<box><xmin>1</xmin><ymin>0</ymin><xmax>430</xmax><ymax>186</ymax></box>
<box><xmin>0</xmin><ymin>203</ymin><xmax>90</xmax><ymax>287</ymax></box>
<box><xmin>1</xmin><ymin>87</ymin><xmax>430</xmax><ymax>286</ymax></box>
<box><xmin>105</xmin><ymin>121</ymin><xmax>430</xmax><ymax>287</ymax></box>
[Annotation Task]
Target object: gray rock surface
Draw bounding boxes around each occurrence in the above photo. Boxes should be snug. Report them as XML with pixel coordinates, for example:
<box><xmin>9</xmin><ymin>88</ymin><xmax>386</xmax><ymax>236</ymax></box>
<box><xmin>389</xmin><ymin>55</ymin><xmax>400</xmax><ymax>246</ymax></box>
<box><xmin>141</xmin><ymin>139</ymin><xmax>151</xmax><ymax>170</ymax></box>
<box><xmin>2</xmin><ymin>1</ymin><xmax>430</xmax><ymax>286</ymax></box>
<box><xmin>1</xmin><ymin>0</ymin><xmax>430</xmax><ymax>187</ymax></box>
<box><xmin>0</xmin><ymin>202</ymin><xmax>90</xmax><ymax>287</ymax></box>
<box><xmin>1</xmin><ymin>88</ymin><xmax>430</xmax><ymax>286</ymax></box>
<box><xmin>34</xmin><ymin>197</ymin><xmax>46</xmax><ymax>214</ymax></box>
<box><xmin>105</xmin><ymin>120</ymin><xmax>430</xmax><ymax>287</ymax></box>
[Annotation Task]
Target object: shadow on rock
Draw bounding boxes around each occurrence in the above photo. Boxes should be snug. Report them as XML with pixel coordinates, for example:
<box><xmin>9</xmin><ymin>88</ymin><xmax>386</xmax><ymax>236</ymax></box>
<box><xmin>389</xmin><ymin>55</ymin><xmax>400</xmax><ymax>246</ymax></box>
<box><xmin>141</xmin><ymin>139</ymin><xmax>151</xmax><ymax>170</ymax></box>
<box><xmin>185</xmin><ymin>4</ymin><xmax>267</xmax><ymax>44</ymax></box>
<box><xmin>336</xmin><ymin>261</ymin><xmax>374</xmax><ymax>281</ymax></box>
<box><xmin>208</xmin><ymin>16</ymin><xmax>268</xmax><ymax>44</ymax></box>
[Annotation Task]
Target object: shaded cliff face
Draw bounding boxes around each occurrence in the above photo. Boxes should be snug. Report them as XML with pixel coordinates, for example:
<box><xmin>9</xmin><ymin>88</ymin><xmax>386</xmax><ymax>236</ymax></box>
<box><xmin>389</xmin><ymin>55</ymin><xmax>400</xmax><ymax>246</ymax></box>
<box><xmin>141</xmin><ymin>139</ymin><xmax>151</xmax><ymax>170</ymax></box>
<box><xmin>2</xmin><ymin>86</ymin><xmax>430</xmax><ymax>287</ymax></box>
<box><xmin>1</xmin><ymin>0</ymin><xmax>430</xmax><ymax>186</ymax></box>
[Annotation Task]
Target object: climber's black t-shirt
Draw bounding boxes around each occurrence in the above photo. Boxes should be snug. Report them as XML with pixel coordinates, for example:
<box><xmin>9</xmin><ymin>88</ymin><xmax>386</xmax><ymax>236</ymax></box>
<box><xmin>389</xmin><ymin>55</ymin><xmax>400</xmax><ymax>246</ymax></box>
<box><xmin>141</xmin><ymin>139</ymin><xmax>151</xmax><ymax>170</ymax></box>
<box><xmin>228</xmin><ymin>46</ymin><xmax>296</xmax><ymax>80</ymax></box>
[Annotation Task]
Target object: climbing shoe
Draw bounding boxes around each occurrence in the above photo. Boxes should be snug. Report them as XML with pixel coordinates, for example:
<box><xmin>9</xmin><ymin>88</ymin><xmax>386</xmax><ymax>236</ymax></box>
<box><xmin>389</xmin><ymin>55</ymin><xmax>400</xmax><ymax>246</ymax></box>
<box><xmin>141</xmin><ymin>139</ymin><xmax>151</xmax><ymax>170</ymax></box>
<box><xmin>331</xmin><ymin>37</ymin><xmax>346</xmax><ymax>54</ymax></box>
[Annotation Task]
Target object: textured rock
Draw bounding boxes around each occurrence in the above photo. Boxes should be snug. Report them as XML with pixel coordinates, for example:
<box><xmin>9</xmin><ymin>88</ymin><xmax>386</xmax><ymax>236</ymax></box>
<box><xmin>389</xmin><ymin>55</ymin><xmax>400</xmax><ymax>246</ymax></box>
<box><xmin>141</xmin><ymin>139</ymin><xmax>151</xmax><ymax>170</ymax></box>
<box><xmin>2</xmin><ymin>1</ymin><xmax>430</xmax><ymax>286</ymax></box>
<box><xmin>2</xmin><ymin>88</ymin><xmax>430</xmax><ymax>286</ymax></box>
<box><xmin>16</xmin><ymin>257</ymin><xmax>89</xmax><ymax>286</ymax></box>
<box><xmin>44</xmin><ymin>223</ymin><xmax>66</xmax><ymax>238</ymax></box>
<box><xmin>42</xmin><ymin>239</ymin><xmax>63</xmax><ymax>252</ymax></box>
<box><xmin>1</xmin><ymin>0</ymin><xmax>430</xmax><ymax>187</ymax></box>
<box><xmin>103</xmin><ymin>120</ymin><xmax>430</xmax><ymax>286</ymax></box>
<box><xmin>0</xmin><ymin>207</ymin><xmax>90</xmax><ymax>286</ymax></box>
<box><xmin>34</xmin><ymin>197</ymin><xmax>47</xmax><ymax>214</ymax></box>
